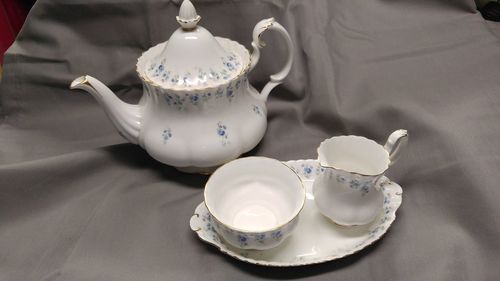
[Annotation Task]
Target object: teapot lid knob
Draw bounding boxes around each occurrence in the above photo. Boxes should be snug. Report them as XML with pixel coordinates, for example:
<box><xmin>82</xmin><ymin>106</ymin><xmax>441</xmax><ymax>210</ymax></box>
<box><xmin>176</xmin><ymin>0</ymin><xmax>201</xmax><ymax>30</ymax></box>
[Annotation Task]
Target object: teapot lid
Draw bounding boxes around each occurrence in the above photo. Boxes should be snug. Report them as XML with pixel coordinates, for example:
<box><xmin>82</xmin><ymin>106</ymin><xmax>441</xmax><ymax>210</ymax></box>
<box><xmin>145</xmin><ymin>0</ymin><xmax>244</xmax><ymax>90</ymax></box>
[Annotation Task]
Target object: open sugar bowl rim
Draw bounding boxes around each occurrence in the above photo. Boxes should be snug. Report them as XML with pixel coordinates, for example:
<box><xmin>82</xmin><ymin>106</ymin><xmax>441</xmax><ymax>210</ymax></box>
<box><xmin>204</xmin><ymin>156</ymin><xmax>306</xmax><ymax>234</ymax></box>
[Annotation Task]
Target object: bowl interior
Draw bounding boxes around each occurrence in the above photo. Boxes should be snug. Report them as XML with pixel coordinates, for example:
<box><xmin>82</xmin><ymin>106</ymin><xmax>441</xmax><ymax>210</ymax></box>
<box><xmin>205</xmin><ymin>157</ymin><xmax>305</xmax><ymax>232</ymax></box>
<box><xmin>318</xmin><ymin>136</ymin><xmax>390</xmax><ymax>176</ymax></box>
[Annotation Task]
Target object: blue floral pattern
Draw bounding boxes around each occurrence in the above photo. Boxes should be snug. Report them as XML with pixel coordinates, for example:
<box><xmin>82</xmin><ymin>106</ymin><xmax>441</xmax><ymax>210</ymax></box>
<box><xmin>291</xmin><ymin>163</ymin><xmax>324</xmax><ymax>179</ymax></box>
<box><xmin>336</xmin><ymin>174</ymin><xmax>346</xmax><ymax>182</ymax></box>
<box><xmin>252</xmin><ymin>105</ymin><xmax>263</xmax><ymax>116</ymax></box>
<box><xmin>191</xmin><ymin>159</ymin><xmax>403</xmax><ymax>265</ymax></box>
<box><xmin>147</xmin><ymin>53</ymin><xmax>241</xmax><ymax>88</ymax></box>
<box><xmin>327</xmin><ymin>170</ymin><xmax>373</xmax><ymax>195</ymax></box>
<box><xmin>159</xmin><ymin>77</ymin><xmax>246</xmax><ymax>111</ymax></box>
<box><xmin>238</xmin><ymin>234</ymin><xmax>248</xmax><ymax>247</ymax></box>
<box><xmin>217</xmin><ymin>122</ymin><xmax>229</xmax><ymax>145</ymax></box>
<box><xmin>226</xmin><ymin>85</ymin><xmax>235</xmax><ymax>102</ymax></box>
<box><xmin>201</xmin><ymin>212</ymin><xmax>297</xmax><ymax>250</ymax></box>
<box><xmin>162</xmin><ymin>128</ymin><xmax>172</xmax><ymax>143</ymax></box>
<box><xmin>255</xmin><ymin>234</ymin><xmax>266</xmax><ymax>244</ymax></box>
<box><xmin>215</xmin><ymin>87</ymin><xmax>224</xmax><ymax>99</ymax></box>
<box><xmin>271</xmin><ymin>230</ymin><xmax>283</xmax><ymax>241</ymax></box>
<box><xmin>303</xmin><ymin>165</ymin><xmax>313</xmax><ymax>177</ymax></box>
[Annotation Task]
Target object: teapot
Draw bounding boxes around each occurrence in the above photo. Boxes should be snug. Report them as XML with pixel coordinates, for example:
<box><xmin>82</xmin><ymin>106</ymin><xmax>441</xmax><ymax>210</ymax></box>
<box><xmin>70</xmin><ymin>0</ymin><xmax>293</xmax><ymax>173</ymax></box>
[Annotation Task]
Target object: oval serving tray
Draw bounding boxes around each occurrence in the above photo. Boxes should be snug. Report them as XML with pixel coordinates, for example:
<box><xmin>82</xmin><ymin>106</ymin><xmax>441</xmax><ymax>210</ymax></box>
<box><xmin>189</xmin><ymin>159</ymin><xmax>403</xmax><ymax>266</ymax></box>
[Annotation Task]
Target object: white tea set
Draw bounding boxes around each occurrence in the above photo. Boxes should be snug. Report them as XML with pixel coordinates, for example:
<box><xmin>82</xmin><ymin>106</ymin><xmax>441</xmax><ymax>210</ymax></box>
<box><xmin>198</xmin><ymin>130</ymin><xmax>408</xmax><ymax>250</ymax></box>
<box><xmin>70</xmin><ymin>0</ymin><xmax>409</xmax><ymax>266</ymax></box>
<box><xmin>70</xmin><ymin>0</ymin><xmax>292</xmax><ymax>173</ymax></box>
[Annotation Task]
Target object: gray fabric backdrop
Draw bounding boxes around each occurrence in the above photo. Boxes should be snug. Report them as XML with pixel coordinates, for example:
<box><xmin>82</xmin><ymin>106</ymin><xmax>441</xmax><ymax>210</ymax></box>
<box><xmin>1</xmin><ymin>0</ymin><xmax>500</xmax><ymax>280</ymax></box>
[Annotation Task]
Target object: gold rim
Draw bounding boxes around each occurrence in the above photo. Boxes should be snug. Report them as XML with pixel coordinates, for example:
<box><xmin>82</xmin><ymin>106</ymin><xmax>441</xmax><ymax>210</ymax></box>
<box><xmin>193</xmin><ymin>181</ymin><xmax>403</xmax><ymax>266</ymax></box>
<box><xmin>204</xmin><ymin>156</ymin><xmax>306</xmax><ymax>234</ymax></box>
<box><xmin>317</xmin><ymin>135</ymin><xmax>390</xmax><ymax>177</ymax></box>
<box><xmin>136</xmin><ymin>37</ymin><xmax>252</xmax><ymax>92</ymax></box>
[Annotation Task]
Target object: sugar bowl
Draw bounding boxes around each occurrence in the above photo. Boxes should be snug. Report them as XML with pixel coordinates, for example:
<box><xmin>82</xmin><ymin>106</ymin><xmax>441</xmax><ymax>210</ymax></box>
<box><xmin>204</xmin><ymin>157</ymin><xmax>305</xmax><ymax>250</ymax></box>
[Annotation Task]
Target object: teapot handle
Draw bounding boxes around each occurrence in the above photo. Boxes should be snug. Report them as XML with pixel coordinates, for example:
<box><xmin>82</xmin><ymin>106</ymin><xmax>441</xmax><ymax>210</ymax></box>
<box><xmin>250</xmin><ymin>18</ymin><xmax>294</xmax><ymax>101</ymax></box>
<box><xmin>384</xmin><ymin>129</ymin><xmax>409</xmax><ymax>165</ymax></box>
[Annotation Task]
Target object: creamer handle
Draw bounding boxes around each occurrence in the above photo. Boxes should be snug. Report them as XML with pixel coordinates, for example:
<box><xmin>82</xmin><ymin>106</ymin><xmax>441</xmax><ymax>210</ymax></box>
<box><xmin>384</xmin><ymin>129</ymin><xmax>409</xmax><ymax>165</ymax></box>
<box><xmin>250</xmin><ymin>18</ymin><xmax>294</xmax><ymax>102</ymax></box>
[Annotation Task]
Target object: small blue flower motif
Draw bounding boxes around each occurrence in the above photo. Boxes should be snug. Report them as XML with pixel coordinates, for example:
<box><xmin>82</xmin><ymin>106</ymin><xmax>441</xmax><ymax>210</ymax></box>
<box><xmin>217</xmin><ymin>122</ymin><xmax>229</xmax><ymax>145</ymax></box>
<box><xmin>210</xmin><ymin>68</ymin><xmax>220</xmax><ymax>80</ymax></box>
<box><xmin>148</xmin><ymin>63</ymin><xmax>155</xmax><ymax>72</ymax></box>
<box><xmin>171</xmin><ymin>75</ymin><xmax>179</xmax><ymax>84</ymax></box>
<box><xmin>301</xmin><ymin>164</ymin><xmax>313</xmax><ymax>178</ymax></box>
<box><xmin>222</xmin><ymin>55</ymin><xmax>238</xmax><ymax>72</ymax></box>
<box><xmin>212</xmin><ymin>234</ymin><xmax>220</xmax><ymax>243</ymax></box>
<box><xmin>161</xmin><ymin>71</ymin><xmax>171</xmax><ymax>83</ymax></box>
<box><xmin>215</xmin><ymin>87</ymin><xmax>224</xmax><ymax>99</ymax></box>
<box><xmin>197</xmin><ymin>68</ymin><xmax>207</xmax><ymax>81</ymax></box>
<box><xmin>304</xmin><ymin>166</ymin><xmax>312</xmax><ymax>175</ymax></box>
<box><xmin>350</xmin><ymin>179</ymin><xmax>360</xmax><ymax>189</ymax></box>
<box><xmin>158</xmin><ymin>64</ymin><xmax>164</xmax><ymax>71</ymax></box>
<box><xmin>189</xmin><ymin>94</ymin><xmax>199</xmax><ymax>104</ymax></box>
<box><xmin>252</xmin><ymin>105</ymin><xmax>263</xmax><ymax>116</ymax></box>
<box><xmin>170</xmin><ymin>94</ymin><xmax>183</xmax><ymax>108</ymax></box>
<box><xmin>221</xmin><ymin>69</ymin><xmax>230</xmax><ymax>80</ymax></box>
<box><xmin>162</xmin><ymin>129</ymin><xmax>172</xmax><ymax>143</ymax></box>
<box><xmin>360</xmin><ymin>184</ymin><xmax>370</xmax><ymax>195</ymax></box>
<box><xmin>271</xmin><ymin>230</ymin><xmax>283</xmax><ymax>241</ymax></box>
<box><xmin>384</xmin><ymin>196</ymin><xmax>390</xmax><ymax>204</ymax></box>
<box><xmin>217</xmin><ymin>126</ymin><xmax>226</xmax><ymax>136</ymax></box>
<box><xmin>336</xmin><ymin>175</ymin><xmax>346</xmax><ymax>183</ymax></box>
<box><xmin>164</xmin><ymin>94</ymin><xmax>173</xmax><ymax>105</ymax></box>
<box><xmin>255</xmin><ymin>233</ymin><xmax>266</xmax><ymax>244</ymax></box>
<box><xmin>238</xmin><ymin>234</ymin><xmax>248</xmax><ymax>247</ymax></box>
<box><xmin>226</xmin><ymin>86</ymin><xmax>234</xmax><ymax>101</ymax></box>
<box><xmin>255</xmin><ymin>233</ymin><xmax>265</xmax><ymax>243</ymax></box>
<box><xmin>370</xmin><ymin>226</ymin><xmax>381</xmax><ymax>235</ymax></box>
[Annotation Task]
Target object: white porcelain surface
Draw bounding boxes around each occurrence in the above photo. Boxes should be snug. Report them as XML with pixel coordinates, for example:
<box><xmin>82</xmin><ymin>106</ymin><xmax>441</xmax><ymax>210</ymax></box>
<box><xmin>70</xmin><ymin>0</ymin><xmax>294</xmax><ymax>173</ymax></box>
<box><xmin>313</xmin><ymin>130</ymin><xmax>408</xmax><ymax>226</ymax></box>
<box><xmin>190</xmin><ymin>159</ymin><xmax>403</xmax><ymax>266</ymax></box>
<box><xmin>204</xmin><ymin>157</ymin><xmax>305</xmax><ymax>250</ymax></box>
<box><xmin>146</xmin><ymin>0</ymin><xmax>243</xmax><ymax>89</ymax></box>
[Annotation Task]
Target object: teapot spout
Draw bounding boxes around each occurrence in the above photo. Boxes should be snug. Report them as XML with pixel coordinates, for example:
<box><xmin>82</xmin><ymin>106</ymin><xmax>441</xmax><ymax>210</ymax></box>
<box><xmin>70</xmin><ymin>75</ymin><xmax>142</xmax><ymax>144</ymax></box>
